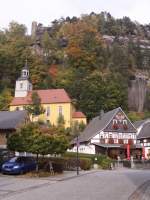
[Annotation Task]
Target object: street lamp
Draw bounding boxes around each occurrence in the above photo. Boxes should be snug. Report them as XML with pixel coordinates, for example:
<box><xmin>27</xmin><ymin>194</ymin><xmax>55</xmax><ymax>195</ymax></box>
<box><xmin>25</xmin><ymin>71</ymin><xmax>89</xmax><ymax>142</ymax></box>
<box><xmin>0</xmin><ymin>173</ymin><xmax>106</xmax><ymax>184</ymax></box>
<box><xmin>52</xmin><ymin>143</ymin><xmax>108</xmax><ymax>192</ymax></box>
<box><xmin>76</xmin><ymin>134</ymin><xmax>79</xmax><ymax>175</ymax></box>
<box><xmin>72</xmin><ymin>121</ymin><xmax>80</xmax><ymax>176</ymax></box>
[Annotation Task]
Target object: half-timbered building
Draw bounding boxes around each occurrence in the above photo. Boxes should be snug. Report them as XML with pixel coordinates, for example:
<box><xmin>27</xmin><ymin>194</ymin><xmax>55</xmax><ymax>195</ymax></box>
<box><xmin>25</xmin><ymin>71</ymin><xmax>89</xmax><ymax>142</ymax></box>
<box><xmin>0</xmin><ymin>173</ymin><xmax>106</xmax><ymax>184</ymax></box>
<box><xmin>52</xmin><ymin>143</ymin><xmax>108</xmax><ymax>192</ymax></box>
<box><xmin>70</xmin><ymin>107</ymin><xmax>142</xmax><ymax>159</ymax></box>
<box><xmin>135</xmin><ymin>119</ymin><xmax>150</xmax><ymax>159</ymax></box>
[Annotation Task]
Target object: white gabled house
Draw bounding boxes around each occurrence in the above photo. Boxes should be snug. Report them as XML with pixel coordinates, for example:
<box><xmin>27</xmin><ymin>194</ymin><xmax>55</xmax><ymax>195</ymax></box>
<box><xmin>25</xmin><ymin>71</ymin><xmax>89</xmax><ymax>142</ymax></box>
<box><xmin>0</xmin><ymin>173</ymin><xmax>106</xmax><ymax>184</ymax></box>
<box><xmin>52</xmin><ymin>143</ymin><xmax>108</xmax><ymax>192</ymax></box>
<box><xmin>70</xmin><ymin>107</ymin><xmax>142</xmax><ymax>159</ymax></box>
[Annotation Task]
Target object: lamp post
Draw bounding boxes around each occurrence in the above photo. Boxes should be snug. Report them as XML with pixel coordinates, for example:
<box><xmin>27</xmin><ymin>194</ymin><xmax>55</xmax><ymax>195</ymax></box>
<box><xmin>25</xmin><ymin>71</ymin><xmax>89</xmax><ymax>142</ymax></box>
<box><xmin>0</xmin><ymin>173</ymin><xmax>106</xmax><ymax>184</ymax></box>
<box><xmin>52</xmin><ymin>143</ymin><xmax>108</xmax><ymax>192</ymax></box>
<box><xmin>72</xmin><ymin>121</ymin><xmax>80</xmax><ymax>176</ymax></box>
<box><xmin>76</xmin><ymin>134</ymin><xmax>79</xmax><ymax>175</ymax></box>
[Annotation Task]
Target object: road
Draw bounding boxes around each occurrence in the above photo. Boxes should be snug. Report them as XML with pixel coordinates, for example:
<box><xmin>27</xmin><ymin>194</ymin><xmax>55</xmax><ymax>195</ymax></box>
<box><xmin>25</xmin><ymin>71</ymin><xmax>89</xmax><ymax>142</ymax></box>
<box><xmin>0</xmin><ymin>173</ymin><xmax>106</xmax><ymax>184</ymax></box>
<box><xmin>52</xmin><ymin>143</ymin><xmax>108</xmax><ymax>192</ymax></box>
<box><xmin>0</xmin><ymin>169</ymin><xmax>150</xmax><ymax>200</ymax></box>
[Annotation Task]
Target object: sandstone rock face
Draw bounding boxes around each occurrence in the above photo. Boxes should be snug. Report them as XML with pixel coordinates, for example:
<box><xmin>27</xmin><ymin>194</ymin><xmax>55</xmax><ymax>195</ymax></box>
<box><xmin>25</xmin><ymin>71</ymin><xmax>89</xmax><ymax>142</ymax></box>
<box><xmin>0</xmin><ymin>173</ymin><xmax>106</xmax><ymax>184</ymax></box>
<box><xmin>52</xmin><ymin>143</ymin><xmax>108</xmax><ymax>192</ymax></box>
<box><xmin>128</xmin><ymin>74</ymin><xmax>148</xmax><ymax>112</ymax></box>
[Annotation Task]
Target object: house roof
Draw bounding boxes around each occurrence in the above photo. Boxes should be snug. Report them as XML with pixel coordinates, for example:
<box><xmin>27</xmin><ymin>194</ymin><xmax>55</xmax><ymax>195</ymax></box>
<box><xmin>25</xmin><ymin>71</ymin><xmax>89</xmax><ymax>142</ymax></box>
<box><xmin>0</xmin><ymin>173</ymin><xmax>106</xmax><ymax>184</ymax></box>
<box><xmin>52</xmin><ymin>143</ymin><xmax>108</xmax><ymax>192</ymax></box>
<box><xmin>0</xmin><ymin>111</ymin><xmax>28</xmax><ymax>130</ymax></box>
<box><xmin>134</xmin><ymin>119</ymin><xmax>147</xmax><ymax>129</ymax></box>
<box><xmin>10</xmin><ymin>89</ymin><xmax>71</xmax><ymax>106</ymax></box>
<box><xmin>137</xmin><ymin>121</ymin><xmax>150</xmax><ymax>139</ymax></box>
<box><xmin>79</xmin><ymin>107</ymin><xmax>121</xmax><ymax>142</ymax></box>
<box><xmin>72</xmin><ymin>111</ymin><xmax>86</xmax><ymax>118</ymax></box>
<box><xmin>77</xmin><ymin>107</ymin><xmax>136</xmax><ymax>143</ymax></box>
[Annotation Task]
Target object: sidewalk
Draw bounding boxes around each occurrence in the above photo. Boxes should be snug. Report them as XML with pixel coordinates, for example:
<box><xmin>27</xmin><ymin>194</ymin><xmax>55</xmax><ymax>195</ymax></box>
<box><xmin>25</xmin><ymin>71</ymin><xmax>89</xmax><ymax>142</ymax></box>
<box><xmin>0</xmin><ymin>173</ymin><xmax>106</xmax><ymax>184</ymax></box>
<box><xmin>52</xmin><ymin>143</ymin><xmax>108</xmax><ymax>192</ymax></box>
<box><xmin>42</xmin><ymin>169</ymin><xmax>99</xmax><ymax>181</ymax></box>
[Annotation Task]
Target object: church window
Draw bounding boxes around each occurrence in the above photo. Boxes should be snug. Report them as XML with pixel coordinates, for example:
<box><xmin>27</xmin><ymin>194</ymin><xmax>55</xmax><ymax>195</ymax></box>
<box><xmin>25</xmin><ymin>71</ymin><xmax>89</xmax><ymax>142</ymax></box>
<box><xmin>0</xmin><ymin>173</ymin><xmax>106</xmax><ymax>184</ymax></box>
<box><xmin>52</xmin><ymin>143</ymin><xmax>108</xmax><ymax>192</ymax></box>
<box><xmin>20</xmin><ymin>83</ymin><xmax>23</xmax><ymax>89</ymax></box>
<box><xmin>46</xmin><ymin>107</ymin><xmax>50</xmax><ymax>116</ymax></box>
<box><xmin>58</xmin><ymin>106</ymin><xmax>63</xmax><ymax>115</ymax></box>
<box><xmin>23</xmin><ymin>71</ymin><xmax>26</xmax><ymax>76</ymax></box>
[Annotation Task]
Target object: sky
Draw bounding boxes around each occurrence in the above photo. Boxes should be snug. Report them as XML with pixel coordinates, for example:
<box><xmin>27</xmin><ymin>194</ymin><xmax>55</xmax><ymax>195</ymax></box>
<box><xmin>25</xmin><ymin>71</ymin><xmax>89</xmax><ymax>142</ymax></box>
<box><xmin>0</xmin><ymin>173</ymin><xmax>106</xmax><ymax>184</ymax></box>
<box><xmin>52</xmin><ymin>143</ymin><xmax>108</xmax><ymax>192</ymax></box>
<box><xmin>1</xmin><ymin>0</ymin><xmax>150</xmax><ymax>33</ymax></box>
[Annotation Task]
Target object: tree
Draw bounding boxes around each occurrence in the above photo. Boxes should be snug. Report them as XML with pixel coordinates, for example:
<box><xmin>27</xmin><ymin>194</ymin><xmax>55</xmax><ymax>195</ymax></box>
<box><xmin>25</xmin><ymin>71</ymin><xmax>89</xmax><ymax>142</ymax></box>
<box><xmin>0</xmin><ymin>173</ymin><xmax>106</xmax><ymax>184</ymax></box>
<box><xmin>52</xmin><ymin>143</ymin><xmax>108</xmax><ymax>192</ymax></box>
<box><xmin>7</xmin><ymin>123</ymin><xmax>69</xmax><ymax>172</ymax></box>
<box><xmin>26</xmin><ymin>92</ymin><xmax>45</xmax><ymax>120</ymax></box>
<box><xmin>57</xmin><ymin>114</ymin><xmax>65</xmax><ymax>126</ymax></box>
<box><xmin>0</xmin><ymin>88</ymin><xmax>12</xmax><ymax>110</ymax></box>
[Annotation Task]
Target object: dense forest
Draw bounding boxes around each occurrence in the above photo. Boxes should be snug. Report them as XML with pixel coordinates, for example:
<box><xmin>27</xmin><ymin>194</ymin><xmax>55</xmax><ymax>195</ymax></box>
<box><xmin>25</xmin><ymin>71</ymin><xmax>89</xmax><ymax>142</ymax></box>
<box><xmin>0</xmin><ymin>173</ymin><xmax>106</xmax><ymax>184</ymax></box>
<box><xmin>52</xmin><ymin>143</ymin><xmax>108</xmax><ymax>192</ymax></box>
<box><xmin>1</xmin><ymin>12</ymin><xmax>150</xmax><ymax>120</ymax></box>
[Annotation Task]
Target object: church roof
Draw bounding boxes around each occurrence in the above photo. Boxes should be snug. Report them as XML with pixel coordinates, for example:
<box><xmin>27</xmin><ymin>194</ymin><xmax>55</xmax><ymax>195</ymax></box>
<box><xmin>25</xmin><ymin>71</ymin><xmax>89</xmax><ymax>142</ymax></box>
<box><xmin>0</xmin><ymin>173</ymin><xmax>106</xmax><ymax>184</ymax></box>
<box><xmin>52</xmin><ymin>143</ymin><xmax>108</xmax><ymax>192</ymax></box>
<box><xmin>0</xmin><ymin>111</ymin><xmax>28</xmax><ymax>130</ymax></box>
<box><xmin>22</xmin><ymin>60</ymin><xmax>29</xmax><ymax>70</ymax></box>
<box><xmin>10</xmin><ymin>89</ymin><xmax>71</xmax><ymax>106</ymax></box>
<box><xmin>72</xmin><ymin>111</ymin><xmax>86</xmax><ymax>118</ymax></box>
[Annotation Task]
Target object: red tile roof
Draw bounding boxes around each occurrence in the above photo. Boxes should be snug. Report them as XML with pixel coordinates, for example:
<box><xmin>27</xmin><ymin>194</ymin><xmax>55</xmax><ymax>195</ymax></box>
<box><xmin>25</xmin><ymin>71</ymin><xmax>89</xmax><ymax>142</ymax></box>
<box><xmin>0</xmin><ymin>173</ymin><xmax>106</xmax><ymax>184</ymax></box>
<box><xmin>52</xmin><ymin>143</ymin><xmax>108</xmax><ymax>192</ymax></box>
<box><xmin>10</xmin><ymin>89</ymin><xmax>71</xmax><ymax>106</ymax></box>
<box><xmin>72</xmin><ymin>111</ymin><xmax>86</xmax><ymax>118</ymax></box>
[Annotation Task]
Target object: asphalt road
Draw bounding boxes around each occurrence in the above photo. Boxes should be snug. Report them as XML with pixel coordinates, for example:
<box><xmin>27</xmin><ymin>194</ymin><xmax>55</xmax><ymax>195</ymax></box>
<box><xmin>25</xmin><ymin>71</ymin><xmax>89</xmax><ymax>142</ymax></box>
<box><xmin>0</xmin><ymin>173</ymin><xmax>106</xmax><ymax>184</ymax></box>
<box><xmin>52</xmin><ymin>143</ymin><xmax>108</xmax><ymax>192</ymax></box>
<box><xmin>0</xmin><ymin>169</ymin><xmax>150</xmax><ymax>200</ymax></box>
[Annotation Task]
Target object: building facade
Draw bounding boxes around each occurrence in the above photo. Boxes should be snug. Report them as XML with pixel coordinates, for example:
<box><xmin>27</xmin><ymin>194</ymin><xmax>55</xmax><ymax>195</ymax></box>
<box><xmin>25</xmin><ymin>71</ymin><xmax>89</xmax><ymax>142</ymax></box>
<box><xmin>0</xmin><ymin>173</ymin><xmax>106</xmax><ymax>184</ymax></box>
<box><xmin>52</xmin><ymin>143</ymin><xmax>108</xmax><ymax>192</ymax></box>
<box><xmin>10</xmin><ymin>62</ymin><xmax>86</xmax><ymax>128</ymax></box>
<box><xmin>0</xmin><ymin>111</ymin><xmax>29</xmax><ymax>149</ymax></box>
<box><xmin>135</xmin><ymin>119</ymin><xmax>150</xmax><ymax>159</ymax></box>
<box><xmin>70</xmin><ymin>107</ymin><xmax>142</xmax><ymax>159</ymax></box>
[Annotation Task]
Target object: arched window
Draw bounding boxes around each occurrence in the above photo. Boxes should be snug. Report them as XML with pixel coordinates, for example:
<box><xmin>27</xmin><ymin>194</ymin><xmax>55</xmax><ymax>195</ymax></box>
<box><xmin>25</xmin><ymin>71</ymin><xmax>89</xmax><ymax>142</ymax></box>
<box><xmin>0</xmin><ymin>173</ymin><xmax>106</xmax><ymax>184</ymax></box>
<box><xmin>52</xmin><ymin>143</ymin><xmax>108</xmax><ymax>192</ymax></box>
<box><xmin>123</xmin><ymin>120</ymin><xmax>127</xmax><ymax>125</ymax></box>
<box><xmin>113</xmin><ymin>119</ymin><xmax>118</xmax><ymax>124</ymax></box>
<box><xmin>20</xmin><ymin>83</ymin><xmax>23</xmax><ymax>89</ymax></box>
<box><xmin>23</xmin><ymin>71</ymin><xmax>26</xmax><ymax>76</ymax></box>
<box><xmin>58</xmin><ymin>106</ymin><xmax>63</xmax><ymax>115</ymax></box>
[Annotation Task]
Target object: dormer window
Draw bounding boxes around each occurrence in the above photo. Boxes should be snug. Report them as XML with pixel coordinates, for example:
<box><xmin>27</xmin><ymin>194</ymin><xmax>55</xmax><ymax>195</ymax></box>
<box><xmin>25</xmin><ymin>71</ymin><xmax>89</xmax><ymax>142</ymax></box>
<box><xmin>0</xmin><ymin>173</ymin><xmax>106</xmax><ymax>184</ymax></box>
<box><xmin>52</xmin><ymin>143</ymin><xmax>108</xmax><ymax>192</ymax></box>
<box><xmin>112</xmin><ymin>119</ymin><xmax>118</xmax><ymax>130</ymax></box>
<box><xmin>123</xmin><ymin>120</ymin><xmax>128</xmax><ymax>130</ymax></box>
<box><xmin>123</xmin><ymin>120</ymin><xmax>127</xmax><ymax>125</ymax></box>
<box><xmin>113</xmin><ymin>119</ymin><xmax>118</xmax><ymax>124</ymax></box>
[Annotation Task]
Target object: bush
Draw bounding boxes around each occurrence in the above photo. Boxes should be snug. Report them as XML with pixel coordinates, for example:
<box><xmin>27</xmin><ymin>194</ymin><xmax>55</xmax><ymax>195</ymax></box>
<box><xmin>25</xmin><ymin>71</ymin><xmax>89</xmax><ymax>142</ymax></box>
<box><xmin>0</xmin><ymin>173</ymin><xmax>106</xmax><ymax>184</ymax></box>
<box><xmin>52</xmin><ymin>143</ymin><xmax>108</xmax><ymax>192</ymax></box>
<box><xmin>79</xmin><ymin>158</ymin><xmax>92</xmax><ymax>170</ymax></box>
<box><xmin>39</xmin><ymin>157</ymin><xmax>64</xmax><ymax>173</ymax></box>
<box><xmin>95</xmin><ymin>155</ymin><xmax>112</xmax><ymax>169</ymax></box>
<box><xmin>38</xmin><ymin>153</ymin><xmax>112</xmax><ymax>173</ymax></box>
<box><xmin>64</xmin><ymin>152</ymin><xmax>112</xmax><ymax>170</ymax></box>
<box><xmin>99</xmin><ymin>158</ymin><xmax>111</xmax><ymax>169</ymax></box>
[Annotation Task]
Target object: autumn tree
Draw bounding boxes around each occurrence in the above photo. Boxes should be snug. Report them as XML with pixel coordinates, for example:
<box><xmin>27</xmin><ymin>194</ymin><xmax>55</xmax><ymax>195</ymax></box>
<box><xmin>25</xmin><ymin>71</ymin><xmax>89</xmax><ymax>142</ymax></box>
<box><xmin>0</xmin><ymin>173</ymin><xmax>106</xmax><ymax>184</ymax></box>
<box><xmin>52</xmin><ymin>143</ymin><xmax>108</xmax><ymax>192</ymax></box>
<box><xmin>7</xmin><ymin>123</ymin><xmax>69</xmax><ymax>172</ymax></box>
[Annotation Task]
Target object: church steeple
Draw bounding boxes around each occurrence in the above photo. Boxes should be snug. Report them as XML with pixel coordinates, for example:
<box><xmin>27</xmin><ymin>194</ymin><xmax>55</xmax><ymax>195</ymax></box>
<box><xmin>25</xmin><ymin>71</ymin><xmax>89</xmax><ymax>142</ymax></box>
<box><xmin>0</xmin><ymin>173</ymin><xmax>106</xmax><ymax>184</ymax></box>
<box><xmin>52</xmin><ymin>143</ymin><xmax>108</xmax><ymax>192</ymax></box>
<box><xmin>15</xmin><ymin>60</ymin><xmax>32</xmax><ymax>97</ymax></box>
<box><xmin>20</xmin><ymin>60</ymin><xmax>29</xmax><ymax>80</ymax></box>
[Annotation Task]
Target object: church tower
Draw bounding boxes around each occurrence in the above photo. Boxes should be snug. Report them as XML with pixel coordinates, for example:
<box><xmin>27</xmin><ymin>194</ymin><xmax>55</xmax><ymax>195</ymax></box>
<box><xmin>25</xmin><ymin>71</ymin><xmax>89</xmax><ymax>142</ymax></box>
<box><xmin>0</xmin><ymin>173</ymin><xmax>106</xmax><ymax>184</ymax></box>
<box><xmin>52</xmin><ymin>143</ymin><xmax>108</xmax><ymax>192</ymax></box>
<box><xmin>15</xmin><ymin>61</ymin><xmax>33</xmax><ymax>97</ymax></box>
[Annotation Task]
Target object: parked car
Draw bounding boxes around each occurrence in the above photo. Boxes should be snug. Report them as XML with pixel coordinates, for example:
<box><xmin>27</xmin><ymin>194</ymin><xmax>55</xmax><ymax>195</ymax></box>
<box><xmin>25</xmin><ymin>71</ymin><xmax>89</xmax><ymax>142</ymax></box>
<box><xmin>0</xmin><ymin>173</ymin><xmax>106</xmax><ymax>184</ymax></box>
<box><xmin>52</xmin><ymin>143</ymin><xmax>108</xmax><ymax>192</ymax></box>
<box><xmin>0</xmin><ymin>149</ymin><xmax>13</xmax><ymax>171</ymax></box>
<box><xmin>1</xmin><ymin>156</ymin><xmax>36</xmax><ymax>174</ymax></box>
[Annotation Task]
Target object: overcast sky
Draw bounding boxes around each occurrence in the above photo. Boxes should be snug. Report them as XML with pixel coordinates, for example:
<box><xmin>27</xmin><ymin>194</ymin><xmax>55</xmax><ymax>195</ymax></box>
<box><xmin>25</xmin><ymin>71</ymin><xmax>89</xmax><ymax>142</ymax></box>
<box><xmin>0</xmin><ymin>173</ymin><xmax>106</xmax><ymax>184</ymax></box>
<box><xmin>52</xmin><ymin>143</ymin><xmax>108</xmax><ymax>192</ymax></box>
<box><xmin>1</xmin><ymin>0</ymin><xmax>150</xmax><ymax>33</ymax></box>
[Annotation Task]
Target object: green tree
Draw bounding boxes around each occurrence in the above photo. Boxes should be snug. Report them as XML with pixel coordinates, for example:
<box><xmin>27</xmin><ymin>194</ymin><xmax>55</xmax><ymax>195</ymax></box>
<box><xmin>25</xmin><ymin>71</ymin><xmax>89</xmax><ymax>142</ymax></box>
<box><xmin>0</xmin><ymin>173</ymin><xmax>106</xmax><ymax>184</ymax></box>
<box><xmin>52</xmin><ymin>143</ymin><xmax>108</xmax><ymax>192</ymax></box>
<box><xmin>26</xmin><ymin>92</ymin><xmax>45</xmax><ymax>119</ymax></box>
<box><xmin>57</xmin><ymin>114</ymin><xmax>65</xmax><ymax>126</ymax></box>
<box><xmin>0</xmin><ymin>88</ymin><xmax>12</xmax><ymax>110</ymax></box>
<box><xmin>7</xmin><ymin>123</ymin><xmax>69</xmax><ymax>172</ymax></box>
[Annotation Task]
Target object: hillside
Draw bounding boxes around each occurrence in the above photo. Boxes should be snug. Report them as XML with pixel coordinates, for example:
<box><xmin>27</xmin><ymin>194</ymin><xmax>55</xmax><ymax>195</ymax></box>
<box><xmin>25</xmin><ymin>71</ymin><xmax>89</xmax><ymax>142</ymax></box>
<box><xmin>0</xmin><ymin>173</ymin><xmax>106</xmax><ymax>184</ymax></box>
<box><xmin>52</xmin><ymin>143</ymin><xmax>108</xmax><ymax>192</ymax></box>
<box><xmin>1</xmin><ymin>12</ymin><xmax>150</xmax><ymax>119</ymax></box>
